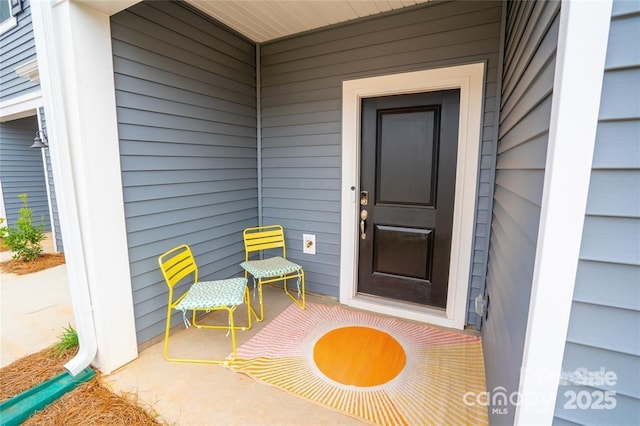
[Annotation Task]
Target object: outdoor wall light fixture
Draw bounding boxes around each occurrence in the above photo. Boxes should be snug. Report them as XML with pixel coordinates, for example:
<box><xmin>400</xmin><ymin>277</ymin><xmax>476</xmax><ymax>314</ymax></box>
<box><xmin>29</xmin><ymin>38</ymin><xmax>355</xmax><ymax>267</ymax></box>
<box><xmin>31</xmin><ymin>130</ymin><xmax>49</xmax><ymax>149</ymax></box>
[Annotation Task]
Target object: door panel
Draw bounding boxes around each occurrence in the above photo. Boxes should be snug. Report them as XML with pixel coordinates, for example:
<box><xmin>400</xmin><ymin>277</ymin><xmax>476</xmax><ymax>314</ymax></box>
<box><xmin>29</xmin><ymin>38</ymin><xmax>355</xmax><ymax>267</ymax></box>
<box><xmin>357</xmin><ymin>90</ymin><xmax>460</xmax><ymax>308</ymax></box>
<box><xmin>374</xmin><ymin>225</ymin><xmax>433</xmax><ymax>280</ymax></box>
<box><xmin>377</xmin><ymin>109</ymin><xmax>437</xmax><ymax>207</ymax></box>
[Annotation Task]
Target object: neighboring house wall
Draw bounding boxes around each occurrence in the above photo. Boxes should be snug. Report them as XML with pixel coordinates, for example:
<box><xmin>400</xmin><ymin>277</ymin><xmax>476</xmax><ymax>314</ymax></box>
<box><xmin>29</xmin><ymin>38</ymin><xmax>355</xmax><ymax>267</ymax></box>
<box><xmin>0</xmin><ymin>114</ymin><xmax>51</xmax><ymax>230</ymax></box>
<box><xmin>111</xmin><ymin>1</ymin><xmax>257</xmax><ymax>344</ymax></box>
<box><xmin>0</xmin><ymin>0</ymin><xmax>49</xmax><ymax>232</ymax></box>
<box><xmin>0</xmin><ymin>0</ymin><xmax>37</xmax><ymax>102</ymax></box>
<box><xmin>39</xmin><ymin>106</ymin><xmax>63</xmax><ymax>252</ymax></box>
<box><xmin>482</xmin><ymin>1</ymin><xmax>560</xmax><ymax>424</ymax></box>
<box><xmin>553</xmin><ymin>1</ymin><xmax>640</xmax><ymax>424</ymax></box>
<box><xmin>1</xmin><ymin>0</ymin><xmax>63</xmax><ymax>252</ymax></box>
<box><xmin>260</xmin><ymin>0</ymin><xmax>502</xmax><ymax>324</ymax></box>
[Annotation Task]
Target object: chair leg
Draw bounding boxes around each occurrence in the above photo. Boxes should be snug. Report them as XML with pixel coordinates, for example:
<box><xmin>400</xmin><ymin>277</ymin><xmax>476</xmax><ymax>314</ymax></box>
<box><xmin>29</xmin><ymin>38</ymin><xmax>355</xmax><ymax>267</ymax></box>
<box><xmin>249</xmin><ymin>273</ymin><xmax>305</xmax><ymax>322</ymax></box>
<box><xmin>163</xmin><ymin>303</ymin><xmax>173</xmax><ymax>361</ymax></box>
<box><xmin>246</xmin><ymin>270</ymin><xmax>260</xmax><ymax>322</ymax></box>
<box><xmin>256</xmin><ymin>280</ymin><xmax>265</xmax><ymax>322</ymax></box>
<box><xmin>244</xmin><ymin>275</ymin><xmax>265</xmax><ymax>322</ymax></box>
<box><xmin>228</xmin><ymin>308</ymin><xmax>237</xmax><ymax>361</ymax></box>
<box><xmin>283</xmin><ymin>270</ymin><xmax>306</xmax><ymax>311</ymax></box>
<box><xmin>246</xmin><ymin>279</ymin><xmax>266</xmax><ymax>322</ymax></box>
<box><xmin>245</xmin><ymin>287</ymin><xmax>254</xmax><ymax>329</ymax></box>
<box><xmin>164</xmin><ymin>306</ymin><xmax>245</xmax><ymax>365</ymax></box>
<box><xmin>192</xmin><ymin>295</ymin><xmax>252</xmax><ymax>331</ymax></box>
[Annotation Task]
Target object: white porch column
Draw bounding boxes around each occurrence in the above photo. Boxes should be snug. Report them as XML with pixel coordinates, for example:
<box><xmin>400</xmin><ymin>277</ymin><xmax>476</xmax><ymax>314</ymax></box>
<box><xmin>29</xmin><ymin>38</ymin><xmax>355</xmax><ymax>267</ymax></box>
<box><xmin>515</xmin><ymin>0</ymin><xmax>613</xmax><ymax>424</ymax></box>
<box><xmin>30</xmin><ymin>0</ymin><xmax>138</xmax><ymax>373</ymax></box>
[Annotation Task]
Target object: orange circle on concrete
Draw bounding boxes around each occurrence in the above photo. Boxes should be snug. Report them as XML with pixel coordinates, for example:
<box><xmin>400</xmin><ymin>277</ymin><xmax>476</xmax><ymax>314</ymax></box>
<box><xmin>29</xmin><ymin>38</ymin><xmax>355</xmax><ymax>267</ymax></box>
<box><xmin>313</xmin><ymin>326</ymin><xmax>406</xmax><ymax>387</ymax></box>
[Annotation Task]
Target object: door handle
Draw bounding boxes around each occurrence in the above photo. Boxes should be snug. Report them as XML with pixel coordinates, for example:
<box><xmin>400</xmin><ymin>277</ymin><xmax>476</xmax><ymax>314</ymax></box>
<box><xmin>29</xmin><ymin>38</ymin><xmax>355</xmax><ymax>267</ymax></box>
<box><xmin>360</xmin><ymin>210</ymin><xmax>368</xmax><ymax>240</ymax></box>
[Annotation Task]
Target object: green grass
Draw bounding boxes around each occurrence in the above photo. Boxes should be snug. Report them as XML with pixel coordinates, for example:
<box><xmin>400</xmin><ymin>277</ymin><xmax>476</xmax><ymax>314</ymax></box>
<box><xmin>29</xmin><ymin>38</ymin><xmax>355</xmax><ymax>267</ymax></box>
<box><xmin>52</xmin><ymin>324</ymin><xmax>79</xmax><ymax>358</ymax></box>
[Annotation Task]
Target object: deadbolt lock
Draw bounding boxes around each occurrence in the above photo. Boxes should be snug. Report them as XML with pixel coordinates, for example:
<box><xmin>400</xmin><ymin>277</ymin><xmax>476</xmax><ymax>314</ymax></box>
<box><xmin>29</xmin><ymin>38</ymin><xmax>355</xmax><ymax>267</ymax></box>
<box><xmin>360</xmin><ymin>191</ymin><xmax>368</xmax><ymax>206</ymax></box>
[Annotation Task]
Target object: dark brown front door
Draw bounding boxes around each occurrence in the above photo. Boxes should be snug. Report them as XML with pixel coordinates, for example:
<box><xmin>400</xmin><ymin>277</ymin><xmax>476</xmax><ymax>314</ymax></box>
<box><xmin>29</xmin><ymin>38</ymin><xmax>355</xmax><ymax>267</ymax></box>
<box><xmin>357</xmin><ymin>90</ymin><xmax>460</xmax><ymax>309</ymax></box>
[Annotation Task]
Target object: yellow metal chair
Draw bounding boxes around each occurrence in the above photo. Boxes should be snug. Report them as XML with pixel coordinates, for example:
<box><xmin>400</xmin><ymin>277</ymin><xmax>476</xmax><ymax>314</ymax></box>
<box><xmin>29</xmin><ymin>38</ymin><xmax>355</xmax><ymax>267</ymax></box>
<box><xmin>240</xmin><ymin>225</ymin><xmax>305</xmax><ymax>322</ymax></box>
<box><xmin>158</xmin><ymin>244</ymin><xmax>252</xmax><ymax>364</ymax></box>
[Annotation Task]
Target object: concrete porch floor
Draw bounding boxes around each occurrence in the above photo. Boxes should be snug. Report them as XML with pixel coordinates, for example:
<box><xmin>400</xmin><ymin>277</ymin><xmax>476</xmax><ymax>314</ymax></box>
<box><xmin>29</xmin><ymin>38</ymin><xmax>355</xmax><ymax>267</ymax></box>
<box><xmin>106</xmin><ymin>286</ymin><xmax>366</xmax><ymax>425</ymax></box>
<box><xmin>2</xmin><ymin>242</ymin><xmax>481</xmax><ymax>425</ymax></box>
<box><xmin>0</xmin><ymin>238</ymin><xmax>361</xmax><ymax>424</ymax></box>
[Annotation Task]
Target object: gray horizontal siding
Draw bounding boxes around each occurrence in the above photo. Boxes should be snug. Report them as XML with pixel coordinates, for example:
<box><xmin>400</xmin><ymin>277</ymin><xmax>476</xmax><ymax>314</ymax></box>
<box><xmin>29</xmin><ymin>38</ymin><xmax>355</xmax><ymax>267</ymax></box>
<box><xmin>0</xmin><ymin>114</ymin><xmax>51</xmax><ymax>230</ymax></box>
<box><xmin>483</xmin><ymin>1</ymin><xmax>560</xmax><ymax>425</ymax></box>
<box><xmin>554</xmin><ymin>1</ymin><xmax>640</xmax><ymax>424</ymax></box>
<box><xmin>0</xmin><ymin>0</ymin><xmax>39</xmax><ymax>102</ymax></box>
<box><xmin>260</xmin><ymin>0</ymin><xmax>502</xmax><ymax>307</ymax></box>
<box><xmin>38</xmin><ymin>107</ymin><xmax>63</xmax><ymax>252</ymax></box>
<box><xmin>111</xmin><ymin>1</ymin><xmax>257</xmax><ymax>344</ymax></box>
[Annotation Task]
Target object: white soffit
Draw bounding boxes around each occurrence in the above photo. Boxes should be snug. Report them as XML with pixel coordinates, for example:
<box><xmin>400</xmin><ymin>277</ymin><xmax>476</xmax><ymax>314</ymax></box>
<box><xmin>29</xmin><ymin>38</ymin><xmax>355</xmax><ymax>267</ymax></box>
<box><xmin>187</xmin><ymin>0</ymin><xmax>432</xmax><ymax>43</ymax></box>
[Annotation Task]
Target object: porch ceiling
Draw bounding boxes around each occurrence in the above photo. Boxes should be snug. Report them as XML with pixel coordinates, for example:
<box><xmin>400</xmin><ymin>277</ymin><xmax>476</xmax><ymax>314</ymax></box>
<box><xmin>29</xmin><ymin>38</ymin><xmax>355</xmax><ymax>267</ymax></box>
<box><xmin>186</xmin><ymin>0</ymin><xmax>432</xmax><ymax>43</ymax></box>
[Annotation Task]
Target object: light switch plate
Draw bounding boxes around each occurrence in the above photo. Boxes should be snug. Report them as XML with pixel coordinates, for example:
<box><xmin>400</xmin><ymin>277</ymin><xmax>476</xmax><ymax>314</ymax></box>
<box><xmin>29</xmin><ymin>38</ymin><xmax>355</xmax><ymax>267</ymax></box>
<box><xmin>303</xmin><ymin>234</ymin><xmax>316</xmax><ymax>255</ymax></box>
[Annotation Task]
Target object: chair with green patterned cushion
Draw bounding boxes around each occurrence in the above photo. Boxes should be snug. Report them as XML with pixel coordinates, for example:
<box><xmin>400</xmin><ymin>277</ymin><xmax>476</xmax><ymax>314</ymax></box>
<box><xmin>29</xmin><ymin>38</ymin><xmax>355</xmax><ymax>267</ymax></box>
<box><xmin>158</xmin><ymin>244</ymin><xmax>252</xmax><ymax>364</ymax></box>
<box><xmin>240</xmin><ymin>225</ymin><xmax>305</xmax><ymax>322</ymax></box>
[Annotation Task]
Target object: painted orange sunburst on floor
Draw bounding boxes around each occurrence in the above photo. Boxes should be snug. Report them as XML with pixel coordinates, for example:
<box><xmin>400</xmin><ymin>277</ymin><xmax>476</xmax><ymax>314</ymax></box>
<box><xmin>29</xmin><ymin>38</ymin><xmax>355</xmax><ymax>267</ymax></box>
<box><xmin>228</xmin><ymin>302</ymin><xmax>487</xmax><ymax>425</ymax></box>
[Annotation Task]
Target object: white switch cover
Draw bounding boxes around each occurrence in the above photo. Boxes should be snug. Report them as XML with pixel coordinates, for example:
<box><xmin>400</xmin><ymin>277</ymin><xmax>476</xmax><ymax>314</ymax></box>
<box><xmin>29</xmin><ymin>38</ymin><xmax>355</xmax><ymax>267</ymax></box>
<box><xmin>303</xmin><ymin>234</ymin><xmax>316</xmax><ymax>255</ymax></box>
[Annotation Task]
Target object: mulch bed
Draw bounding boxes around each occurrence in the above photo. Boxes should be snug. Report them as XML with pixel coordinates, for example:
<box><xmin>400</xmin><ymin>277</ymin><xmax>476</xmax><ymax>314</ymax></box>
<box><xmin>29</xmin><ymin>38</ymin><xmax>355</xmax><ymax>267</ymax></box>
<box><xmin>0</xmin><ymin>347</ymin><xmax>163</xmax><ymax>425</ymax></box>
<box><xmin>0</xmin><ymin>253</ymin><xmax>66</xmax><ymax>275</ymax></box>
<box><xmin>0</xmin><ymin>347</ymin><xmax>76</xmax><ymax>402</ymax></box>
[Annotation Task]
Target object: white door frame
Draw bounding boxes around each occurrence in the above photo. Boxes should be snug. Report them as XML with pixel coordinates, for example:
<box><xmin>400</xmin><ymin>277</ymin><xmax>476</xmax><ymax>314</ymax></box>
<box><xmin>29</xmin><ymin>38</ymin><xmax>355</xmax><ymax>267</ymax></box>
<box><xmin>340</xmin><ymin>63</ymin><xmax>485</xmax><ymax>330</ymax></box>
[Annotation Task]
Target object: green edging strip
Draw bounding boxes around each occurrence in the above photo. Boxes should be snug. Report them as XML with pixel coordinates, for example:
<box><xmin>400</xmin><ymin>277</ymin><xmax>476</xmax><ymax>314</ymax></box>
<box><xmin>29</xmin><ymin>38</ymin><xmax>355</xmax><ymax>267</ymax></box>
<box><xmin>0</xmin><ymin>367</ymin><xmax>95</xmax><ymax>426</ymax></box>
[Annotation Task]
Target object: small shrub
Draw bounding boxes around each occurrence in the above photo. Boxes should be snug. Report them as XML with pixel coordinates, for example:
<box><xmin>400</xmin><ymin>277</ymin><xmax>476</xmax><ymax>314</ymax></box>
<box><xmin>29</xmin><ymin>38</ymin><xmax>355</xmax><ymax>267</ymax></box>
<box><xmin>0</xmin><ymin>218</ymin><xmax>8</xmax><ymax>251</ymax></box>
<box><xmin>53</xmin><ymin>324</ymin><xmax>79</xmax><ymax>358</ymax></box>
<box><xmin>0</xmin><ymin>217</ymin><xmax>8</xmax><ymax>239</ymax></box>
<box><xmin>3</xmin><ymin>194</ymin><xmax>46</xmax><ymax>261</ymax></box>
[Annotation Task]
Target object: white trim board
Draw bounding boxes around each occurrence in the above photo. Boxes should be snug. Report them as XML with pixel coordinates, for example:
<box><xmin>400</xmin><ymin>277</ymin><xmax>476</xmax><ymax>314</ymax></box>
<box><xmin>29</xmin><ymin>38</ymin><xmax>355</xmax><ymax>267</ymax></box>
<box><xmin>514</xmin><ymin>0</ymin><xmax>613</xmax><ymax>424</ymax></box>
<box><xmin>0</xmin><ymin>16</ymin><xmax>17</xmax><ymax>35</ymax></box>
<box><xmin>30</xmin><ymin>0</ymin><xmax>138</xmax><ymax>374</ymax></box>
<box><xmin>0</xmin><ymin>90</ymin><xmax>42</xmax><ymax>122</ymax></box>
<box><xmin>340</xmin><ymin>63</ymin><xmax>485</xmax><ymax>329</ymax></box>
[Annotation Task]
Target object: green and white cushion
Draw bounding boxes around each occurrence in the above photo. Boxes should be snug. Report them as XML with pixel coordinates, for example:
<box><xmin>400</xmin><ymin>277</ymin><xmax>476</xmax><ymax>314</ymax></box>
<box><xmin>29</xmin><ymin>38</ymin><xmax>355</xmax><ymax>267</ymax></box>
<box><xmin>240</xmin><ymin>256</ymin><xmax>302</xmax><ymax>278</ymax></box>
<box><xmin>176</xmin><ymin>277</ymin><xmax>247</xmax><ymax>313</ymax></box>
<box><xmin>174</xmin><ymin>277</ymin><xmax>247</xmax><ymax>329</ymax></box>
